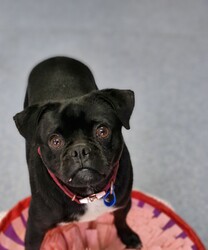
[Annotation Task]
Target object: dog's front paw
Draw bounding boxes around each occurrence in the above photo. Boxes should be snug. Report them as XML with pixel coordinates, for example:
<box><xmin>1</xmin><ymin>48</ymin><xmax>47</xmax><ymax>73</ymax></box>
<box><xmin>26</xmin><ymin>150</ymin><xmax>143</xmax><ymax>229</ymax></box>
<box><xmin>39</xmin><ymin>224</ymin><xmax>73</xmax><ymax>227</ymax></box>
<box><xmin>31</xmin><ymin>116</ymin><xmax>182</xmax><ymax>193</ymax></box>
<box><xmin>119</xmin><ymin>229</ymin><xmax>142</xmax><ymax>249</ymax></box>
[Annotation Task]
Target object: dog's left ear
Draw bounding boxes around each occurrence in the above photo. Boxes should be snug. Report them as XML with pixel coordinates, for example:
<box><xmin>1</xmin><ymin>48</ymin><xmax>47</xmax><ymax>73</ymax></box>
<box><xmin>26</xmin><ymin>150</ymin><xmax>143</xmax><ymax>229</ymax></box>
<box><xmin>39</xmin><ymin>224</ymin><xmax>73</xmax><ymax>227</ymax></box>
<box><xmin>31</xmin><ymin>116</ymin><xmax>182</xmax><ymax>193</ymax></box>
<box><xmin>97</xmin><ymin>89</ymin><xmax>135</xmax><ymax>129</ymax></box>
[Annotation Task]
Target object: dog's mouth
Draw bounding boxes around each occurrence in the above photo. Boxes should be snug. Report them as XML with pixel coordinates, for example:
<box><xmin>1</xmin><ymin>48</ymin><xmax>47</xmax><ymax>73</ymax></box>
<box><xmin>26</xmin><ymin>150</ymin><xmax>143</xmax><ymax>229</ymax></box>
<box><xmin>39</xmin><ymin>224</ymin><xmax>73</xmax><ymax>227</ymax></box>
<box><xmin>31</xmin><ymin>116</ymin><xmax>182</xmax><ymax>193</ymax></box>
<box><xmin>67</xmin><ymin>167</ymin><xmax>107</xmax><ymax>187</ymax></box>
<box><xmin>46</xmin><ymin>161</ymin><xmax>119</xmax><ymax>199</ymax></box>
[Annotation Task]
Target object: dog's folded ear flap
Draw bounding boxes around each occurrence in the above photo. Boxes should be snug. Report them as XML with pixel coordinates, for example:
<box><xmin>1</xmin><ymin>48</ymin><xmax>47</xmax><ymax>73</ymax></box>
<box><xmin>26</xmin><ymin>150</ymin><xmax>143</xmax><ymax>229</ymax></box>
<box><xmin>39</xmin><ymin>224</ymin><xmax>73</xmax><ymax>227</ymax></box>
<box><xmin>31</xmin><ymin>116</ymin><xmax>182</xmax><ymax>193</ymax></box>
<box><xmin>97</xmin><ymin>89</ymin><xmax>135</xmax><ymax>129</ymax></box>
<box><xmin>13</xmin><ymin>104</ymin><xmax>52</xmax><ymax>139</ymax></box>
<box><xmin>13</xmin><ymin>105</ymin><xmax>42</xmax><ymax>139</ymax></box>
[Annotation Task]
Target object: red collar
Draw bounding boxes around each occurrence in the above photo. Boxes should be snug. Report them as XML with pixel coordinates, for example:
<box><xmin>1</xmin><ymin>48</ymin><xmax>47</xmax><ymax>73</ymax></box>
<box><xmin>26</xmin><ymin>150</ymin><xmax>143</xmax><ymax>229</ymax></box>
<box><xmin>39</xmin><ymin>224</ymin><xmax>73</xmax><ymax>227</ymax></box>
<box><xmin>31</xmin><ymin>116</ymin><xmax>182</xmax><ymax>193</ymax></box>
<box><xmin>38</xmin><ymin>147</ymin><xmax>119</xmax><ymax>204</ymax></box>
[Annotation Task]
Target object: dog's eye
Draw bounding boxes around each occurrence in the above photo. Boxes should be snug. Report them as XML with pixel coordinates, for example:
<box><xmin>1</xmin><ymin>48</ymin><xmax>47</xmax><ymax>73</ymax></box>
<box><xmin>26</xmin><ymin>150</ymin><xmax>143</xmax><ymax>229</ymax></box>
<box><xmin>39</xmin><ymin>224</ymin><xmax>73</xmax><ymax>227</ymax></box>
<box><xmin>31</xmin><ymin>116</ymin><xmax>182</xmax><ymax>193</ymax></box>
<box><xmin>96</xmin><ymin>126</ymin><xmax>110</xmax><ymax>139</ymax></box>
<box><xmin>48</xmin><ymin>134</ymin><xmax>65</xmax><ymax>150</ymax></box>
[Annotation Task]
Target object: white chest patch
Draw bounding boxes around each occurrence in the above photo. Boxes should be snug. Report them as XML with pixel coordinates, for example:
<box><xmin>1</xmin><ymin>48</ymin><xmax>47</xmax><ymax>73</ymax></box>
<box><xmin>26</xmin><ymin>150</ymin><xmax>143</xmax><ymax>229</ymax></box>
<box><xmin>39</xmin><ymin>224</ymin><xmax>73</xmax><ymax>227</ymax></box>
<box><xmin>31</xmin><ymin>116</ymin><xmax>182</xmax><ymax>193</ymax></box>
<box><xmin>58</xmin><ymin>200</ymin><xmax>119</xmax><ymax>227</ymax></box>
<box><xmin>78</xmin><ymin>199</ymin><xmax>118</xmax><ymax>222</ymax></box>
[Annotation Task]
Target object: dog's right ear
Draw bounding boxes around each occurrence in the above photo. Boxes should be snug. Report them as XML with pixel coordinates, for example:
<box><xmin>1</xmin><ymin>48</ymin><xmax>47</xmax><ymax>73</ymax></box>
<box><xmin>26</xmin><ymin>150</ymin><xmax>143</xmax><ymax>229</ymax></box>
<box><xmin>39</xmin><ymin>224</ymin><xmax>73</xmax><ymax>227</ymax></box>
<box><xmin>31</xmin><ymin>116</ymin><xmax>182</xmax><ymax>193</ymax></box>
<box><xmin>13</xmin><ymin>105</ymin><xmax>44</xmax><ymax>139</ymax></box>
<box><xmin>13</xmin><ymin>103</ymin><xmax>58</xmax><ymax>139</ymax></box>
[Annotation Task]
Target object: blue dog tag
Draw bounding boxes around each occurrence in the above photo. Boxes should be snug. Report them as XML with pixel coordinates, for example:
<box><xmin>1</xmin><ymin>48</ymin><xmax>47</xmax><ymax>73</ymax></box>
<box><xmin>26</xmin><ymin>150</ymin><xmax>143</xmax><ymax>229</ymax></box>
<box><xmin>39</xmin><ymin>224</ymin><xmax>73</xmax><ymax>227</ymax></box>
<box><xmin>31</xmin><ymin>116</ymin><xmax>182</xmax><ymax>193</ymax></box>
<box><xmin>103</xmin><ymin>189</ymin><xmax>116</xmax><ymax>207</ymax></box>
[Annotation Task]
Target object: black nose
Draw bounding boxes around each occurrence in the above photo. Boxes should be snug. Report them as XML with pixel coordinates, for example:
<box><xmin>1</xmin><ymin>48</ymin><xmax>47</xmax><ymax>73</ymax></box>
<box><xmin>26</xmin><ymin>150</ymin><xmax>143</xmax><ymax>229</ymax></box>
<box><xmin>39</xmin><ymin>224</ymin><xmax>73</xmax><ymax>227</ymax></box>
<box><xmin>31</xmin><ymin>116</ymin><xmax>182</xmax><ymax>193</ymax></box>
<box><xmin>69</xmin><ymin>144</ymin><xmax>91</xmax><ymax>160</ymax></box>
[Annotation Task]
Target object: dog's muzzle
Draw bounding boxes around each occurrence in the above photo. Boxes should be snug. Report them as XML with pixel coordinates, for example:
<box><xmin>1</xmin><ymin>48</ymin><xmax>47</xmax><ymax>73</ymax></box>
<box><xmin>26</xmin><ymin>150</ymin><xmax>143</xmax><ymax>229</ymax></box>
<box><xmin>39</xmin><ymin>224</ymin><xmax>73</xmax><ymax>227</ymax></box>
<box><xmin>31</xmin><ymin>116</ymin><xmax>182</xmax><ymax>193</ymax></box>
<box><xmin>38</xmin><ymin>146</ymin><xmax>118</xmax><ymax>206</ymax></box>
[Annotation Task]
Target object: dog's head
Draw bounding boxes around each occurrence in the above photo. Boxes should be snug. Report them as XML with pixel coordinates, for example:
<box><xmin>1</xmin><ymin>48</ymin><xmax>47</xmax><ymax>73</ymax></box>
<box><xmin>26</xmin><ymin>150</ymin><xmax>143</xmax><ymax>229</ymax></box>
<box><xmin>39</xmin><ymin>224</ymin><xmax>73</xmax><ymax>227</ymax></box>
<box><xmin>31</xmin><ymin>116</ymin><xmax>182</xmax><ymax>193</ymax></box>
<box><xmin>14</xmin><ymin>89</ymin><xmax>134</xmax><ymax>195</ymax></box>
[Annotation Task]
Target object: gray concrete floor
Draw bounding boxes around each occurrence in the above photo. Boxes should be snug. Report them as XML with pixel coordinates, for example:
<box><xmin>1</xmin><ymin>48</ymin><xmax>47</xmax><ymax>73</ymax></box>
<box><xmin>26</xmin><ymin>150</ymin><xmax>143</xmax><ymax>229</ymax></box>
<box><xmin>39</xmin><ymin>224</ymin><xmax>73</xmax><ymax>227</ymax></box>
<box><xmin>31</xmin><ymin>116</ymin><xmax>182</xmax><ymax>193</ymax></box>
<box><xmin>0</xmin><ymin>0</ymin><xmax>207</xmax><ymax>247</ymax></box>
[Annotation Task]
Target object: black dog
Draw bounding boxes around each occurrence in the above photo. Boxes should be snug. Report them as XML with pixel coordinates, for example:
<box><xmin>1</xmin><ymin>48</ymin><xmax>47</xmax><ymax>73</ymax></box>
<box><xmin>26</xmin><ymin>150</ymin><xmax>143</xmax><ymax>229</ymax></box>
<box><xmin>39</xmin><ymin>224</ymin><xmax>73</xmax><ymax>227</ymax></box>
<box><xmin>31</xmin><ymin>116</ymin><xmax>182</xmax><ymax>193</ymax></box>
<box><xmin>14</xmin><ymin>56</ymin><xmax>142</xmax><ymax>250</ymax></box>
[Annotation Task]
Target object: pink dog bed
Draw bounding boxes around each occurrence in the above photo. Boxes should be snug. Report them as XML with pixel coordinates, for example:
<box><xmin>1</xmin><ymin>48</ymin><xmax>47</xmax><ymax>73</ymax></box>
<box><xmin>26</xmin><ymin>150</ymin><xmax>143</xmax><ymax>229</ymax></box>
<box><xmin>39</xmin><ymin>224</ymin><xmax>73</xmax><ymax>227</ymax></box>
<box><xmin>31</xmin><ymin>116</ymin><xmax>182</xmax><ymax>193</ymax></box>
<box><xmin>0</xmin><ymin>191</ymin><xmax>205</xmax><ymax>250</ymax></box>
